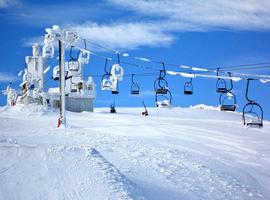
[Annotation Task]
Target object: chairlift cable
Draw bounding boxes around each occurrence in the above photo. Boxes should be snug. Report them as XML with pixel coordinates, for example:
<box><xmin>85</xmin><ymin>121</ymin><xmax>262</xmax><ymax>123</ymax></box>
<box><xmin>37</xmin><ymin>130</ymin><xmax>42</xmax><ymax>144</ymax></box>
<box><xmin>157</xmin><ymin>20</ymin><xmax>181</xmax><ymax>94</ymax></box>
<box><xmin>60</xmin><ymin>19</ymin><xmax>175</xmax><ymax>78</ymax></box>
<box><xmin>72</xmin><ymin>40</ymin><xmax>270</xmax><ymax>81</ymax></box>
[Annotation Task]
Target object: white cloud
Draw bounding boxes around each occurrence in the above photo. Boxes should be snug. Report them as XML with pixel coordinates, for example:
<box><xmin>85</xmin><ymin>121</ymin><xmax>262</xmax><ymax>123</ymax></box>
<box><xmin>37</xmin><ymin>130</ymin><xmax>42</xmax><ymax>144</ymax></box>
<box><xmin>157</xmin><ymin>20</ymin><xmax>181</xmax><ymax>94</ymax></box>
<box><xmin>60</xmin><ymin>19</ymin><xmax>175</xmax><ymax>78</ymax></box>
<box><xmin>0</xmin><ymin>0</ymin><xmax>19</xmax><ymax>8</ymax></box>
<box><xmin>0</xmin><ymin>72</ymin><xmax>19</xmax><ymax>82</ymax></box>
<box><xmin>67</xmin><ymin>22</ymin><xmax>174</xmax><ymax>50</ymax></box>
<box><xmin>19</xmin><ymin>0</ymin><xmax>270</xmax><ymax>51</ymax></box>
<box><xmin>107</xmin><ymin>0</ymin><xmax>270</xmax><ymax>30</ymax></box>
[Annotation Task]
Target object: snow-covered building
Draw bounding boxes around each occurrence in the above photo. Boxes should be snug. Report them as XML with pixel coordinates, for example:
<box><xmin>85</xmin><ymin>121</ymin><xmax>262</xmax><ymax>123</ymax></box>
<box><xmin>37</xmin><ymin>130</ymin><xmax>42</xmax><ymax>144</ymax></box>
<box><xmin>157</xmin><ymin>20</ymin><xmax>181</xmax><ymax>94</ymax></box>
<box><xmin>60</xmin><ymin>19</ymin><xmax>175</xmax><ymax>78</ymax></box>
<box><xmin>49</xmin><ymin>55</ymin><xmax>96</xmax><ymax>112</ymax></box>
<box><xmin>3</xmin><ymin>27</ymin><xmax>96</xmax><ymax>112</ymax></box>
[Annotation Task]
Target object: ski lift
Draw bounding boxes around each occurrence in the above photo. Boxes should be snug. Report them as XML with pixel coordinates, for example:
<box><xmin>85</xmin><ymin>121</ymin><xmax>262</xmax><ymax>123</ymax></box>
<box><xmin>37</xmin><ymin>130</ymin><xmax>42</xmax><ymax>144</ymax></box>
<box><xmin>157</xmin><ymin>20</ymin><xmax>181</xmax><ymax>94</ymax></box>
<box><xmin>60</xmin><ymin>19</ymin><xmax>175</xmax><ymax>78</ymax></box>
<box><xmin>219</xmin><ymin>72</ymin><xmax>237</xmax><ymax>112</ymax></box>
<box><xmin>154</xmin><ymin>63</ymin><xmax>169</xmax><ymax>94</ymax></box>
<box><xmin>219</xmin><ymin>91</ymin><xmax>237</xmax><ymax>111</ymax></box>
<box><xmin>184</xmin><ymin>76</ymin><xmax>193</xmax><ymax>95</ymax></box>
<box><xmin>111</xmin><ymin>64</ymin><xmax>124</xmax><ymax>81</ymax></box>
<box><xmin>110</xmin><ymin>101</ymin><xmax>116</xmax><ymax>113</ymax></box>
<box><xmin>216</xmin><ymin>68</ymin><xmax>227</xmax><ymax>93</ymax></box>
<box><xmin>142</xmin><ymin>101</ymin><xmax>149</xmax><ymax>116</ymax></box>
<box><xmin>101</xmin><ymin>74</ymin><xmax>113</xmax><ymax>90</ymax></box>
<box><xmin>242</xmin><ymin>78</ymin><xmax>263</xmax><ymax>127</ymax></box>
<box><xmin>131</xmin><ymin>74</ymin><xmax>140</xmax><ymax>95</ymax></box>
<box><xmin>52</xmin><ymin>66</ymin><xmax>59</xmax><ymax>80</ymax></box>
<box><xmin>154</xmin><ymin>62</ymin><xmax>172</xmax><ymax>107</ymax></box>
<box><xmin>78</xmin><ymin>39</ymin><xmax>90</xmax><ymax>64</ymax></box>
<box><xmin>101</xmin><ymin>58</ymin><xmax>113</xmax><ymax>90</ymax></box>
<box><xmin>42</xmin><ymin>44</ymin><xmax>54</xmax><ymax>58</ymax></box>
<box><xmin>156</xmin><ymin>93</ymin><xmax>172</xmax><ymax>108</ymax></box>
<box><xmin>68</xmin><ymin>46</ymin><xmax>79</xmax><ymax>71</ymax></box>
<box><xmin>110</xmin><ymin>53</ymin><xmax>124</xmax><ymax>81</ymax></box>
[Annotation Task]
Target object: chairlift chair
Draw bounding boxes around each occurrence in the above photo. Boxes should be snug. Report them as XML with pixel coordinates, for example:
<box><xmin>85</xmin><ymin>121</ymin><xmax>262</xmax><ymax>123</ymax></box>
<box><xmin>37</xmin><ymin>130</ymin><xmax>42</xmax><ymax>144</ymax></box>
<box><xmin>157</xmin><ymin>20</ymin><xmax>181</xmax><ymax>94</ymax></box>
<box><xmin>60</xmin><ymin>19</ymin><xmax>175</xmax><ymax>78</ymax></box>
<box><xmin>42</xmin><ymin>45</ymin><xmax>54</xmax><ymax>58</ymax></box>
<box><xmin>142</xmin><ymin>101</ymin><xmax>148</xmax><ymax>116</ymax></box>
<box><xmin>101</xmin><ymin>58</ymin><xmax>114</xmax><ymax>91</ymax></box>
<box><xmin>155</xmin><ymin>91</ymin><xmax>172</xmax><ymax>108</ymax></box>
<box><xmin>216</xmin><ymin>68</ymin><xmax>227</xmax><ymax>93</ymax></box>
<box><xmin>68</xmin><ymin>46</ymin><xmax>79</xmax><ymax>71</ymax></box>
<box><xmin>101</xmin><ymin>74</ymin><xmax>113</xmax><ymax>90</ymax></box>
<box><xmin>216</xmin><ymin>79</ymin><xmax>227</xmax><ymax>93</ymax></box>
<box><xmin>219</xmin><ymin>72</ymin><xmax>237</xmax><ymax>111</ymax></box>
<box><xmin>184</xmin><ymin>77</ymin><xmax>193</xmax><ymax>95</ymax></box>
<box><xmin>78</xmin><ymin>50</ymin><xmax>90</xmax><ymax>64</ymax></box>
<box><xmin>131</xmin><ymin>84</ymin><xmax>140</xmax><ymax>95</ymax></box>
<box><xmin>68</xmin><ymin>59</ymin><xmax>80</xmax><ymax>71</ymax></box>
<box><xmin>131</xmin><ymin>74</ymin><xmax>140</xmax><ymax>95</ymax></box>
<box><xmin>78</xmin><ymin>40</ymin><xmax>90</xmax><ymax>64</ymax></box>
<box><xmin>52</xmin><ymin>66</ymin><xmax>59</xmax><ymax>80</ymax></box>
<box><xmin>154</xmin><ymin>77</ymin><xmax>169</xmax><ymax>94</ymax></box>
<box><xmin>242</xmin><ymin>79</ymin><xmax>263</xmax><ymax>127</ymax></box>
<box><xmin>110</xmin><ymin>102</ymin><xmax>116</xmax><ymax>113</ymax></box>
<box><xmin>154</xmin><ymin>64</ymin><xmax>169</xmax><ymax>94</ymax></box>
<box><xmin>219</xmin><ymin>91</ymin><xmax>237</xmax><ymax>111</ymax></box>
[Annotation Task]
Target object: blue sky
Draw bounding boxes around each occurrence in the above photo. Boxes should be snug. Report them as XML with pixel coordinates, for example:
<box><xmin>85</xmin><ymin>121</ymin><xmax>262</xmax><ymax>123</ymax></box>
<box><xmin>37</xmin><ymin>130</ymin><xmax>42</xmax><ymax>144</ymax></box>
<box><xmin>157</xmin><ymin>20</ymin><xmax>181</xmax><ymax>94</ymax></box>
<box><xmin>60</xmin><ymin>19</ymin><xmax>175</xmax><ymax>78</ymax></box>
<box><xmin>0</xmin><ymin>0</ymin><xmax>270</xmax><ymax>119</ymax></box>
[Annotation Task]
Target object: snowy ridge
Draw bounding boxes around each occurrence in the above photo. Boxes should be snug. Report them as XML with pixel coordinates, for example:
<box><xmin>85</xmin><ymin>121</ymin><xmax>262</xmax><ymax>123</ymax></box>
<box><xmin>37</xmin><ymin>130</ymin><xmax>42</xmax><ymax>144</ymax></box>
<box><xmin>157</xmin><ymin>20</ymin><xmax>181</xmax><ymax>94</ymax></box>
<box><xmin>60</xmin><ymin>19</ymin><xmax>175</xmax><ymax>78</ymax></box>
<box><xmin>190</xmin><ymin>104</ymin><xmax>220</xmax><ymax>111</ymax></box>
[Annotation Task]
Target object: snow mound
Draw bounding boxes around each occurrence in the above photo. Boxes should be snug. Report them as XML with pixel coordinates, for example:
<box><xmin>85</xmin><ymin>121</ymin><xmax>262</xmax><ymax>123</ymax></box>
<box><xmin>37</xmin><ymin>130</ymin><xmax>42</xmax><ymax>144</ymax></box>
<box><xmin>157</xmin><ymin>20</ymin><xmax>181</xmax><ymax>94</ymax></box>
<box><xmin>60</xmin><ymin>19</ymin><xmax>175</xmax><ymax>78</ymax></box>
<box><xmin>0</xmin><ymin>103</ymin><xmax>49</xmax><ymax>116</ymax></box>
<box><xmin>190</xmin><ymin>104</ymin><xmax>220</xmax><ymax>110</ymax></box>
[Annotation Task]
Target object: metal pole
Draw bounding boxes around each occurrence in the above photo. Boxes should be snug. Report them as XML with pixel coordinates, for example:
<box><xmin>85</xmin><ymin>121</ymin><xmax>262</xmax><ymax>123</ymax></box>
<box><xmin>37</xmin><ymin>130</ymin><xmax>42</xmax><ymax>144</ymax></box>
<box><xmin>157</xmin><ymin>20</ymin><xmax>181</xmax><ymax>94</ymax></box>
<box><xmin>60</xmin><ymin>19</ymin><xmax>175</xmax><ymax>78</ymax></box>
<box><xmin>59</xmin><ymin>40</ymin><xmax>66</xmax><ymax>127</ymax></box>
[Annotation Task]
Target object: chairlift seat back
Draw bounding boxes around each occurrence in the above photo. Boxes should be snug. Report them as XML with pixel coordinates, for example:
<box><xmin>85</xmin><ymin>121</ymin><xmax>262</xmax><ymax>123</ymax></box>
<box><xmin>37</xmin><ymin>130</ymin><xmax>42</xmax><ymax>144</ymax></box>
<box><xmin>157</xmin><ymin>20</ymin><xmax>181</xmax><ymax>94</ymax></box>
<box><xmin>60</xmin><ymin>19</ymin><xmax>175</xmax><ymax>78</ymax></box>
<box><xmin>111</xmin><ymin>64</ymin><xmax>124</xmax><ymax>81</ymax></box>
<box><xmin>156</xmin><ymin>88</ymin><xmax>168</xmax><ymax>94</ymax></box>
<box><xmin>184</xmin><ymin>90</ymin><xmax>193</xmax><ymax>95</ymax></box>
<box><xmin>111</xmin><ymin>90</ymin><xmax>119</xmax><ymax>94</ymax></box>
<box><xmin>246</xmin><ymin>122</ymin><xmax>263</xmax><ymax>127</ymax></box>
<box><xmin>216</xmin><ymin>87</ymin><xmax>227</xmax><ymax>93</ymax></box>
<box><xmin>131</xmin><ymin>90</ymin><xmax>139</xmax><ymax>95</ymax></box>
<box><xmin>220</xmin><ymin>104</ymin><xmax>236</xmax><ymax>112</ymax></box>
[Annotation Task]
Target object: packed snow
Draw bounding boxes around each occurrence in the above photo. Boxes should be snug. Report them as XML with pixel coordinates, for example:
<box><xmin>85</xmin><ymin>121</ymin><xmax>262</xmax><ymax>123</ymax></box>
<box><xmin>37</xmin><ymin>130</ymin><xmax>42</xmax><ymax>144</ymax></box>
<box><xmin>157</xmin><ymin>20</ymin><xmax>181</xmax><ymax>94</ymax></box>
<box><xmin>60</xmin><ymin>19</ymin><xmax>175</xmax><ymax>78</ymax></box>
<box><xmin>0</xmin><ymin>104</ymin><xmax>270</xmax><ymax>200</ymax></box>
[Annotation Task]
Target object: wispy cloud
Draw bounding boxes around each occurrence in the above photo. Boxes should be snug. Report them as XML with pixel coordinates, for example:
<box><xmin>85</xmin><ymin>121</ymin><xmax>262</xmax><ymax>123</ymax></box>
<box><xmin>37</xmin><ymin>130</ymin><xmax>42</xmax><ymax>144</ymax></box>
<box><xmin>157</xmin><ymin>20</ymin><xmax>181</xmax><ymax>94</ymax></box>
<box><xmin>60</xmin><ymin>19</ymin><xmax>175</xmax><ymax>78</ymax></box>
<box><xmin>107</xmin><ymin>0</ymin><xmax>270</xmax><ymax>31</ymax></box>
<box><xmin>0</xmin><ymin>72</ymin><xmax>19</xmax><ymax>83</ymax></box>
<box><xmin>1</xmin><ymin>2</ymin><xmax>120</xmax><ymax>27</ymax></box>
<box><xmin>0</xmin><ymin>0</ymin><xmax>20</xmax><ymax>8</ymax></box>
<box><xmin>68</xmin><ymin>22</ymin><xmax>174</xmax><ymax>50</ymax></box>
<box><xmin>13</xmin><ymin>0</ymin><xmax>270</xmax><ymax>51</ymax></box>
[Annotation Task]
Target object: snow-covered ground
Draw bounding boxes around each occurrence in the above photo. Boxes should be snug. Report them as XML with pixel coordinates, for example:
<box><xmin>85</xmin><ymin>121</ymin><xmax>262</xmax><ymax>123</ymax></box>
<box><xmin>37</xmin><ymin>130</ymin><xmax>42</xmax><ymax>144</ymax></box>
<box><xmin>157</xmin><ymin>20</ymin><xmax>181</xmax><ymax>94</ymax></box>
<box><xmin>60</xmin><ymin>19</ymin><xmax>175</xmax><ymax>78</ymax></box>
<box><xmin>0</xmin><ymin>104</ymin><xmax>270</xmax><ymax>200</ymax></box>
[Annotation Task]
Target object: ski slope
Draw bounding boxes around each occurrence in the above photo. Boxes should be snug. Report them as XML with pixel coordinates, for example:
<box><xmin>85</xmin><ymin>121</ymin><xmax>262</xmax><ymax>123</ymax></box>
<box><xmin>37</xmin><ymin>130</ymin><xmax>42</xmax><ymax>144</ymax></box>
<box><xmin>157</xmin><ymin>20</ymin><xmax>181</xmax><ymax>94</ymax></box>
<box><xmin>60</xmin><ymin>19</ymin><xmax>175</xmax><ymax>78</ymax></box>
<box><xmin>0</xmin><ymin>104</ymin><xmax>270</xmax><ymax>200</ymax></box>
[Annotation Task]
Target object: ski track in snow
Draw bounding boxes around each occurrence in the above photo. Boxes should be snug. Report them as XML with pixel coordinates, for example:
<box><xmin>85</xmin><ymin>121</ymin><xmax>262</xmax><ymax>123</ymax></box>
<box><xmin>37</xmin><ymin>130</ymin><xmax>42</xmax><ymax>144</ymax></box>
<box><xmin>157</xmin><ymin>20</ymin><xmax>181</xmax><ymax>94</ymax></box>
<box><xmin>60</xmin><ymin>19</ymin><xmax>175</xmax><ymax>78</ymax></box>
<box><xmin>0</xmin><ymin>105</ymin><xmax>270</xmax><ymax>200</ymax></box>
<box><xmin>0</xmin><ymin>142</ymin><xmax>144</xmax><ymax>200</ymax></box>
